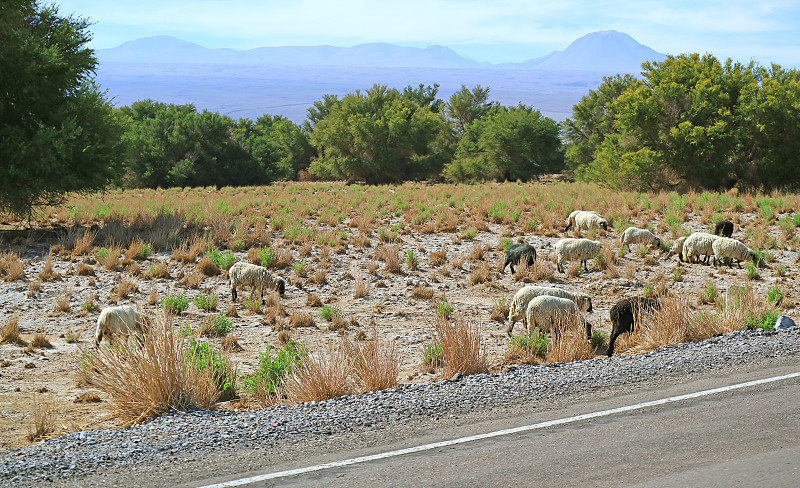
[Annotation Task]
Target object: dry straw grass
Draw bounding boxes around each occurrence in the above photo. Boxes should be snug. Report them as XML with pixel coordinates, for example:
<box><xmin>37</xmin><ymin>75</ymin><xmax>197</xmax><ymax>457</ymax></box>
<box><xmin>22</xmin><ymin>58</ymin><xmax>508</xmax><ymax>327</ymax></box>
<box><xmin>354</xmin><ymin>277</ymin><xmax>369</xmax><ymax>299</ymax></box>
<box><xmin>433</xmin><ymin>318</ymin><xmax>488</xmax><ymax>378</ymax></box>
<box><xmin>29</xmin><ymin>333</ymin><xmax>53</xmax><ymax>349</ymax></box>
<box><xmin>284</xmin><ymin>340</ymin><xmax>354</xmax><ymax>403</ymax></box>
<box><xmin>26</xmin><ymin>398</ymin><xmax>56</xmax><ymax>442</ymax></box>
<box><xmin>0</xmin><ymin>252</ymin><xmax>25</xmax><ymax>282</ymax></box>
<box><xmin>1</xmin><ymin>314</ymin><xmax>27</xmax><ymax>346</ymax></box>
<box><xmin>546</xmin><ymin>320</ymin><xmax>595</xmax><ymax>364</ymax></box>
<box><xmin>85</xmin><ymin>313</ymin><xmax>226</xmax><ymax>425</ymax></box>
<box><xmin>38</xmin><ymin>253</ymin><xmax>60</xmax><ymax>282</ymax></box>
<box><xmin>352</xmin><ymin>334</ymin><xmax>399</xmax><ymax>392</ymax></box>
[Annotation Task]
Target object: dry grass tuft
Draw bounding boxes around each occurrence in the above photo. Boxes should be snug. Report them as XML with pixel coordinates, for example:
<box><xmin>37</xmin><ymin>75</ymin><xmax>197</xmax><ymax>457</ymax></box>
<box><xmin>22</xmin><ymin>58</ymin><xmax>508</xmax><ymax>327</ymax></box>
<box><xmin>352</xmin><ymin>335</ymin><xmax>398</xmax><ymax>392</ymax></box>
<box><xmin>111</xmin><ymin>278</ymin><xmax>138</xmax><ymax>300</ymax></box>
<box><xmin>376</xmin><ymin>245</ymin><xmax>402</xmax><ymax>274</ymax></box>
<box><xmin>621</xmin><ymin>297</ymin><xmax>696</xmax><ymax>355</ymax></box>
<box><xmin>38</xmin><ymin>254</ymin><xmax>60</xmax><ymax>282</ymax></box>
<box><xmin>1</xmin><ymin>314</ymin><xmax>28</xmax><ymax>346</ymax></box>
<box><xmin>220</xmin><ymin>335</ymin><xmax>245</xmax><ymax>352</ymax></box>
<box><xmin>433</xmin><ymin>318</ymin><xmax>488</xmax><ymax>378</ymax></box>
<box><xmin>428</xmin><ymin>246</ymin><xmax>448</xmax><ymax>267</ymax></box>
<box><xmin>76</xmin><ymin>263</ymin><xmax>95</xmax><ymax>276</ymax></box>
<box><xmin>73</xmin><ymin>392</ymin><xmax>102</xmax><ymax>403</ymax></box>
<box><xmin>290</xmin><ymin>312</ymin><xmax>316</xmax><ymax>329</ymax></box>
<box><xmin>196</xmin><ymin>255</ymin><xmax>220</xmax><ymax>276</ymax></box>
<box><xmin>490</xmin><ymin>298</ymin><xmax>510</xmax><ymax>323</ymax></box>
<box><xmin>545</xmin><ymin>320</ymin><xmax>595</xmax><ymax>364</ymax></box>
<box><xmin>26</xmin><ymin>398</ymin><xmax>56</xmax><ymax>442</ymax></box>
<box><xmin>29</xmin><ymin>333</ymin><xmax>53</xmax><ymax>349</ymax></box>
<box><xmin>149</xmin><ymin>261</ymin><xmax>171</xmax><ymax>280</ymax></box>
<box><xmin>72</xmin><ymin>230</ymin><xmax>97</xmax><ymax>256</ymax></box>
<box><xmin>54</xmin><ymin>285</ymin><xmax>73</xmax><ymax>313</ymax></box>
<box><xmin>354</xmin><ymin>278</ymin><xmax>369</xmax><ymax>299</ymax></box>
<box><xmin>85</xmin><ymin>313</ymin><xmax>228</xmax><ymax>425</ymax></box>
<box><xmin>411</xmin><ymin>285</ymin><xmax>435</xmax><ymax>299</ymax></box>
<box><xmin>0</xmin><ymin>252</ymin><xmax>25</xmax><ymax>282</ymax></box>
<box><xmin>284</xmin><ymin>341</ymin><xmax>354</xmax><ymax>403</ymax></box>
<box><xmin>305</xmin><ymin>293</ymin><xmax>323</xmax><ymax>307</ymax></box>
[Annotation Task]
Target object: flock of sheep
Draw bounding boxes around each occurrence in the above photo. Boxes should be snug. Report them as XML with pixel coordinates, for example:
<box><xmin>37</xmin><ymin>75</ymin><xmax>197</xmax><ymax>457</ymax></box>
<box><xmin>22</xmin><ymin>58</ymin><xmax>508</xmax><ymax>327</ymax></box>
<box><xmin>501</xmin><ymin>210</ymin><xmax>759</xmax><ymax>356</ymax></box>
<box><xmin>94</xmin><ymin>209</ymin><xmax>758</xmax><ymax>361</ymax></box>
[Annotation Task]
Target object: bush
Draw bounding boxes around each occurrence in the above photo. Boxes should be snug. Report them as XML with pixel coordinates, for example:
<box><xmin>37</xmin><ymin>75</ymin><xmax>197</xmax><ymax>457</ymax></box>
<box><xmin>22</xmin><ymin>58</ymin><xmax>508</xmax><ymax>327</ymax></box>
<box><xmin>161</xmin><ymin>293</ymin><xmax>189</xmax><ymax>315</ymax></box>
<box><xmin>185</xmin><ymin>339</ymin><xmax>237</xmax><ymax>401</ymax></box>
<box><xmin>318</xmin><ymin>305</ymin><xmax>341</xmax><ymax>322</ymax></box>
<box><xmin>193</xmin><ymin>291</ymin><xmax>218</xmax><ymax>311</ymax></box>
<box><xmin>258</xmin><ymin>246</ymin><xmax>276</xmax><ymax>268</ymax></box>
<box><xmin>507</xmin><ymin>329</ymin><xmax>549</xmax><ymax>361</ymax></box>
<box><xmin>239</xmin><ymin>341</ymin><xmax>307</xmax><ymax>401</ymax></box>
<box><xmin>433</xmin><ymin>318</ymin><xmax>487</xmax><ymax>377</ymax></box>
<box><xmin>744</xmin><ymin>310</ymin><xmax>781</xmax><ymax>330</ymax></box>
<box><xmin>200</xmin><ymin>313</ymin><xmax>232</xmax><ymax>337</ymax></box>
<box><xmin>85</xmin><ymin>314</ymin><xmax>226</xmax><ymax>425</ymax></box>
<box><xmin>208</xmin><ymin>249</ymin><xmax>238</xmax><ymax>270</ymax></box>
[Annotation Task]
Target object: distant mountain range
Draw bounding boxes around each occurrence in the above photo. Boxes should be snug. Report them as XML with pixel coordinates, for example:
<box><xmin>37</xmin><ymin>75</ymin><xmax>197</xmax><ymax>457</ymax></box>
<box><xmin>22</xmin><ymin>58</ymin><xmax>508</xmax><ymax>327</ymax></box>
<box><xmin>98</xmin><ymin>30</ymin><xmax>665</xmax><ymax>73</ymax></box>
<box><xmin>94</xmin><ymin>30</ymin><xmax>667</xmax><ymax>123</ymax></box>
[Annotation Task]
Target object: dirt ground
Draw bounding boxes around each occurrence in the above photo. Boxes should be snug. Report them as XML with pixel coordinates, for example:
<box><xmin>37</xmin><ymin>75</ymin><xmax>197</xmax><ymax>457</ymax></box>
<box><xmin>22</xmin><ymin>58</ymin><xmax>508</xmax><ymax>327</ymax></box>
<box><xmin>0</xmin><ymin>202</ymin><xmax>796</xmax><ymax>451</ymax></box>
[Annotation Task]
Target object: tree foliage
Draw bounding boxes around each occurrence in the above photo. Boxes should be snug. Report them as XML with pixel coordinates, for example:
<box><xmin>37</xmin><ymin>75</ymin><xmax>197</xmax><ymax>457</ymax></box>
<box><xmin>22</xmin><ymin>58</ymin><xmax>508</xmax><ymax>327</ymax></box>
<box><xmin>0</xmin><ymin>0</ymin><xmax>126</xmax><ymax>217</ymax></box>
<box><xmin>565</xmin><ymin>53</ymin><xmax>800</xmax><ymax>191</ymax></box>
<box><xmin>442</xmin><ymin>104</ymin><xmax>563</xmax><ymax>182</ymax></box>
<box><xmin>445</xmin><ymin>84</ymin><xmax>500</xmax><ymax>135</ymax></box>
<box><xmin>308</xmin><ymin>84</ymin><xmax>446</xmax><ymax>183</ymax></box>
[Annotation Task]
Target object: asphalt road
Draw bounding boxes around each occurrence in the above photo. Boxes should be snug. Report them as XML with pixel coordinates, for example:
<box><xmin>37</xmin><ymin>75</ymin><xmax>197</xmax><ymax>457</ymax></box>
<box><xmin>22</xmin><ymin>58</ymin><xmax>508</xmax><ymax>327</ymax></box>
<box><xmin>190</xmin><ymin>362</ymin><xmax>800</xmax><ymax>488</ymax></box>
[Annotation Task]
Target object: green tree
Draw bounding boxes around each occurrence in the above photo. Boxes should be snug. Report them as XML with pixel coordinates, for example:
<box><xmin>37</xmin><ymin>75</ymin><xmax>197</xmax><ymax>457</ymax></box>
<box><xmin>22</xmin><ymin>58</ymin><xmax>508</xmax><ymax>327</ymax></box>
<box><xmin>0</xmin><ymin>1</ymin><xmax>126</xmax><ymax>217</ymax></box>
<box><xmin>308</xmin><ymin>84</ymin><xmax>446</xmax><ymax>183</ymax></box>
<box><xmin>442</xmin><ymin>104</ymin><xmax>563</xmax><ymax>183</ymax></box>
<box><xmin>235</xmin><ymin>115</ymin><xmax>313</xmax><ymax>180</ymax></box>
<box><xmin>562</xmin><ymin>74</ymin><xmax>640</xmax><ymax>174</ymax></box>
<box><xmin>445</xmin><ymin>85</ymin><xmax>500</xmax><ymax>135</ymax></box>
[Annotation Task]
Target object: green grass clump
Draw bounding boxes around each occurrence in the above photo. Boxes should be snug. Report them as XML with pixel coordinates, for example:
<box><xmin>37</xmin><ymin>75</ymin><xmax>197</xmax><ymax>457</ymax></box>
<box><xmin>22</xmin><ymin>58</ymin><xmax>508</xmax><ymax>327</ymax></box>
<box><xmin>209</xmin><ymin>249</ymin><xmax>238</xmax><ymax>270</ymax></box>
<box><xmin>508</xmin><ymin>328</ymin><xmax>550</xmax><ymax>358</ymax></box>
<box><xmin>743</xmin><ymin>310</ymin><xmax>781</xmax><ymax>330</ymax></box>
<box><xmin>318</xmin><ymin>305</ymin><xmax>341</xmax><ymax>322</ymax></box>
<box><xmin>185</xmin><ymin>339</ymin><xmax>237</xmax><ymax>401</ymax></box>
<box><xmin>193</xmin><ymin>291</ymin><xmax>218</xmax><ymax>311</ymax></box>
<box><xmin>239</xmin><ymin>341</ymin><xmax>307</xmax><ymax>398</ymax></box>
<box><xmin>423</xmin><ymin>343</ymin><xmax>443</xmax><ymax>367</ymax></box>
<box><xmin>161</xmin><ymin>293</ymin><xmax>189</xmax><ymax>315</ymax></box>
<box><xmin>258</xmin><ymin>246</ymin><xmax>276</xmax><ymax>268</ymax></box>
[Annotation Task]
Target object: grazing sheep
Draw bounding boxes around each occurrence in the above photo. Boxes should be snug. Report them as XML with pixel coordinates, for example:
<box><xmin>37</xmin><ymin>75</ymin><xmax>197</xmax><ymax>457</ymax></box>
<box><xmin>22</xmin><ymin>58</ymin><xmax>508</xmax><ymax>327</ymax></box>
<box><xmin>607</xmin><ymin>297</ymin><xmax>660</xmax><ymax>357</ymax></box>
<box><xmin>668</xmin><ymin>236</ymin><xmax>688</xmax><ymax>263</ymax></box>
<box><xmin>503</xmin><ymin>243</ymin><xmax>537</xmax><ymax>274</ymax></box>
<box><xmin>229</xmin><ymin>261</ymin><xmax>286</xmax><ymax>303</ymax></box>
<box><xmin>682</xmin><ymin>232</ymin><xmax>720</xmax><ymax>265</ymax></box>
<box><xmin>714</xmin><ymin>220</ymin><xmax>734</xmax><ymax>238</ymax></box>
<box><xmin>712</xmin><ymin>237</ymin><xmax>756</xmax><ymax>268</ymax></box>
<box><xmin>95</xmin><ymin>305</ymin><xmax>141</xmax><ymax>346</ymax></box>
<box><xmin>564</xmin><ymin>210</ymin><xmax>608</xmax><ymax>233</ymax></box>
<box><xmin>620</xmin><ymin>227</ymin><xmax>661</xmax><ymax>253</ymax></box>
<box><xmin>525</xmin><ymin>295</ymin><xmax>592</xmax><ymax>340</ymax></box>
<box><xmin>506</xmin><ymin>285</ymin><xmax>593</xmax><ymax>334</ymax></box>
<box><xmin>555</xmin><ymin>238</ymin><xmax>603</xmax><ymax>273</ymax></box>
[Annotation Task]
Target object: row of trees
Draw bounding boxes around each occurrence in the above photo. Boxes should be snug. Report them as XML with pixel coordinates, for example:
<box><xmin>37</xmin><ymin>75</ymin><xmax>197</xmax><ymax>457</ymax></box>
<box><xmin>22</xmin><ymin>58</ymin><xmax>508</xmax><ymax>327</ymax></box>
<box><xmin>4</xmin><ymin>1</ymin><xmax>800</xmax><ymax>218</ymax></box>
<box><xmin>563</xmin><ymin>54</ymin><xmax>800</xmax><ymax>191</ymax></box>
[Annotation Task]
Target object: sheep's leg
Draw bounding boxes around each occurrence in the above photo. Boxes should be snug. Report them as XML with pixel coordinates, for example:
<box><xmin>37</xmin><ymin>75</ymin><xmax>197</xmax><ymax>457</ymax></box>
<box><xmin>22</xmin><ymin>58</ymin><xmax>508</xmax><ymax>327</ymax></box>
<box><xmin>95</xmin><ymin>328</ymin><xmax>102</xmax><ymax>347</ymax></box>
<box><xmin>231</xmin><ymin>285</ymin><xmax>238</xmax><ymax>301</ymax></box>
<box><xmin>607</xmin><ymin>332</ymin><xmax>618</xmax><ymax>357</ymax></box>
<box><xmin>736</xmin><ymin>259</ymin><xmax>743</xmax><ymax>269</ymax></box>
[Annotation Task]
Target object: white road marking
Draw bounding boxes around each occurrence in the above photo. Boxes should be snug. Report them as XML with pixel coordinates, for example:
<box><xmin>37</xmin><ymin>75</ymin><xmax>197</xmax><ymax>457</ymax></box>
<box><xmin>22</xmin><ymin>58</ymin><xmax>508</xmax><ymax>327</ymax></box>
<box><xmin>196</xmin><ymin>371</ymin><xmax>800</xmax><ymax>488</ymax></box>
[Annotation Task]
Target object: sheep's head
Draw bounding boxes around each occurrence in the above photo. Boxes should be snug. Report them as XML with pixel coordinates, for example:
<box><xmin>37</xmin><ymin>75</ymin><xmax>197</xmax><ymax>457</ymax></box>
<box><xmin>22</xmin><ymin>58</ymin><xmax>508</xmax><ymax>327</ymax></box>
<box><xmin>600</xmin><ymin>221</ymin><xmax>608</xmax><ymax>231</ymax></box>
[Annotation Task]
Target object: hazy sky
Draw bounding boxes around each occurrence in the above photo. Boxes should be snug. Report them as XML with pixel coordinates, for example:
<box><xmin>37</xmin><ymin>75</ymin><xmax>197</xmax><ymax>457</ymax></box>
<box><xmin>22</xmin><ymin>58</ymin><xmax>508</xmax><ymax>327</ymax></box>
<box><xmin>53</xmin><ymin>0</ymin><xmax>799</xmax><ymax>65</ymax></box>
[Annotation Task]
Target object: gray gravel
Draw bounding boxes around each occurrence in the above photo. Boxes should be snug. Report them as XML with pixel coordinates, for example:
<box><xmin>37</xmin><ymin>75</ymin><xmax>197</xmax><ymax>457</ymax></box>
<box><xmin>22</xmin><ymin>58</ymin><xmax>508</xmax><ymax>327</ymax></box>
<box><xmin>2</xmin><ymin>326</ymin><xmax>800</xmax><ymax>486</ymax></box>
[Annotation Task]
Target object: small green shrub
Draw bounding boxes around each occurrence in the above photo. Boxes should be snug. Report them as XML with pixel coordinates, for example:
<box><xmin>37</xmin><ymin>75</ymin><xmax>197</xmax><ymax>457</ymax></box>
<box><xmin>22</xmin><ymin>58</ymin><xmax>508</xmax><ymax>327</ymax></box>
<box><xmin>193</xmin><ymin>291</ymin><xmax>218</xmax><ymax>311</ymax></box>
<box><xmin>208</xmin><ymin>249</ymin><xmax>238</xmax><ymax>270</ymax></box>
<box><xmin>642</xmin><ymin>283</ymin><xmax>655</xmax><ymax>298</ymax></box>
<box><xmin>405</xmin><ymin>249</ymin><xmax>419</xmax><ymax>269</ymax></box>
<box><xmin>590</xmin><ymin>329</ymin><xmax>607</xmax><ymax>349</ymax></box>
<box><xmin>202</xmin><ymin>313</ymin><xmax>232</xmax><ymax>337</ymax></box>
<box><xmin>423</xmin><ymin>343</ymin><xmax>443</xmax><ymax>367</ymax></box>
<box><xmin>436</xmin><ymin>300</ymin><xmax>454</xmax><ymax>320</ymax></box>
<box><xmin>746</xmin><ymin>262</ymin><xmax>760</xmax><ymax>280</ymax></box>
<box><xmin>508</xmin><ymin>329</ymin><xmax>549</xmax><ymax>358</ymax></box>
<box><xmin>258</xmin><ymin>246</ymin><xmax>276</xmax><ymax>268</ymax></box>
<box><xmin>744</xmin><ymin>310</ymin><xmax>781</xmax><ymax>330</ymax></box>
<box><xmin>239</xmin><ymin>341</ymin><xmax>307</xmax><ymax>397</ymax></box>
<box><xmin>767</xmin><ymin>286</ymin><xmax>783</xmax><ymax>306</ymax></box>
<box><xmin>318</xmin><ymin>305</ymin><xmax>341</xmax><ymax>322</ymax></box>
<box><xmin>185</xmin><ymin>339</ymin><xmax>236</xmax><ymax>401</ymax></box>
<box><xmin>161</xmin><ymin>293</ymin><xmax>189</xmax><ymax>315</ymax></box>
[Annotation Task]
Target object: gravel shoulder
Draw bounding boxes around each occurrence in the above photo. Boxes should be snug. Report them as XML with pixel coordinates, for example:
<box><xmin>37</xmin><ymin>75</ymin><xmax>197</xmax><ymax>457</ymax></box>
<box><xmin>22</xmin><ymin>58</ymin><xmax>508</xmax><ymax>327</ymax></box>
<box><xmin>2</xmin><ymin>326</ymin><xmax>799</xmax><ymax>487</ymax></box>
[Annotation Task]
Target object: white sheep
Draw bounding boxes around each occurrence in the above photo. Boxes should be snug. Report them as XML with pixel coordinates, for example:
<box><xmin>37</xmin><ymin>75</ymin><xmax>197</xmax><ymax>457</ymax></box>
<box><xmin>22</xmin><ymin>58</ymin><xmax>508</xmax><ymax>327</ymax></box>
<box><xmin>620</xmin><ymin>227</ymin><xmax>661</xmax><ymax>253</ymax></box>
<box><xmin>525</xmin><ymin>295</ymin><xmax>592</xmax><ymax>339</ymax></box>
<box><xmin>555</xmin><ymin>238</ymin><xmax>603</xmax><ymax>273</ymax></box>
<box><xmin>712</xmin><ymin>237</ymin><xmax>756</xmax><ymax>268</ymax></box>
<box><xmin>668</xmin><ymin>236</ymin><xmax>688</xmax><ymax>262</ymax></box>
<box><xmin>564</xmin><ymin>210</ymin><xmax>608</xmax><ymax>234</ymax></box>
<box><xmin>229</xmin><ymin>261</ymin><xmax>286</xmax><ymax>302</ymax></box>
<box><xmin>506</xmin><ymin>285</ymin><xmax>593</xmax><ymax>334</ymax></box>
<box><xmin>682</xmin><ymin>232</ymin><xmax>720</xmax><ymax>264</ymax></box>
<box><xmin>95</xmin><ymin>305</ymin><xmax>141</xmax><ymax>346</ymax></box>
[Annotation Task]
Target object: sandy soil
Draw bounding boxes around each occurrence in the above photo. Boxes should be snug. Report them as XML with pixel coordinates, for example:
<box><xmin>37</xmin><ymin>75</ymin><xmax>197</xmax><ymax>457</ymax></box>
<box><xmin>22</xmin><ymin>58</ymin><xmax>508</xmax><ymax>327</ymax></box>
<box><xmin>0</xmin><ymin>208</ymin><xmax>796</xmax><ymax>451</ymax></box>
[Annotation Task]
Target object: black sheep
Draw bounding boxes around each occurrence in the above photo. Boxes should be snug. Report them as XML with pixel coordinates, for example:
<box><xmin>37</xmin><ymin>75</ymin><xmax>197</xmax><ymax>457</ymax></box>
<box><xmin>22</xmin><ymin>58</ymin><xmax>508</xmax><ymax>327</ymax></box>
<box><xmin>503</xmin><ymin>243</ymin><xmax>537</xmax><ymax>274</ymax></box>
<box><xmin>607</xmin><ymin>296</ymin><xmax>660</xmax><ymax>357</ymax></box>
<box><xmin>714</xmin><ymin>220</ymin><xmax>734</xmax><ymax>238</ymax></box>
